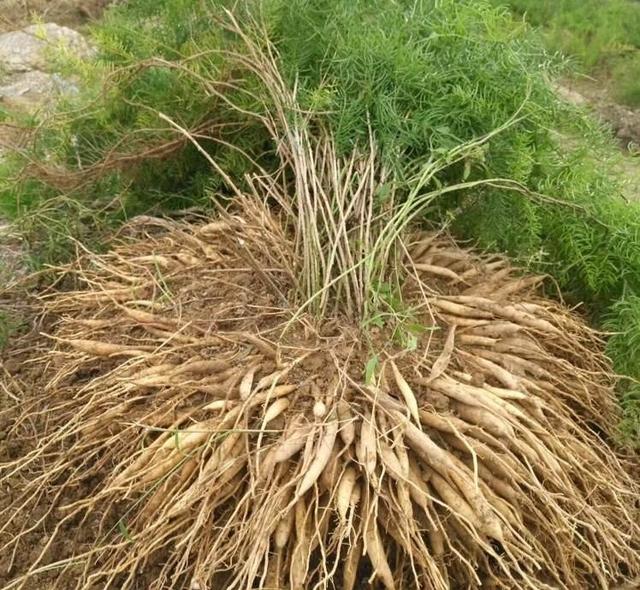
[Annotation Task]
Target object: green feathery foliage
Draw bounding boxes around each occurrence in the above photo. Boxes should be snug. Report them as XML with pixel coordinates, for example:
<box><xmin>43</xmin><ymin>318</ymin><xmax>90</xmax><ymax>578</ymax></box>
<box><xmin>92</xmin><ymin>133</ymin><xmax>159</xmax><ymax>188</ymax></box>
<box><xmin>262</xmin><ymin>0</ymin><xmax>640</xmax><ymax>438</ymax></box>
<box><xmin>490</xmin><ymin>0</ymin><xmax>640</xmax><ymax>106</ymax></box>
<box><xmin>605</xmin><ymin>295</ymin><xmax>640</xmax><ymax>442</ymax></box>
<box><xmin>1</xmin><ymin>0</ymin><xmax>640</xmax><ymax>440</ymax></box>
<box><xmin>0</xmin><ymin>0</ymin><xmax>271</xmax><ymax>261</ymax></box>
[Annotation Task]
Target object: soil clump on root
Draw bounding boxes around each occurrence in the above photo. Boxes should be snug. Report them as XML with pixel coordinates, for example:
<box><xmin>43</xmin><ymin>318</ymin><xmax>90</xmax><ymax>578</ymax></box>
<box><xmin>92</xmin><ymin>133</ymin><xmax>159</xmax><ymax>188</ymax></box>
<box><xmin>0</xmin><ymin>208</ymin><xmax>639</xmax><ymax>590</ymax></box>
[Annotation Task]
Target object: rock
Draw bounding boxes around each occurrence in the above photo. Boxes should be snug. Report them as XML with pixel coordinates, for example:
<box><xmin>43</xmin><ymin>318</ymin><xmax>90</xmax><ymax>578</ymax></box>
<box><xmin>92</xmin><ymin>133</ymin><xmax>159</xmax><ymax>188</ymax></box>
<box><xmin>1</xmin><ymin>71</ymin><xmax>59</xmax><ymax>109</ymax></box>
<box><xmin>0</xmin><ymin>23</ymin><xmax>92</xmax><ymax>112</ymax></box>
<box><xmin>556</xmin><ymin>80</ymin><xmax>640</xmax><ymax>149</ymax></box>
<box><xmin>0</xmin><ymin>23</ymin><xmax>92</xmax><ymax>73</ymax></box>
<box><xmin>0</xmin><ymin>71</ymin><xmax>81</xmax><ymax>110</ymax></box>
<box><xmin>600</xmin><ymin>103</ymin><xmax>640</xmax><ymax>148</ymax></box>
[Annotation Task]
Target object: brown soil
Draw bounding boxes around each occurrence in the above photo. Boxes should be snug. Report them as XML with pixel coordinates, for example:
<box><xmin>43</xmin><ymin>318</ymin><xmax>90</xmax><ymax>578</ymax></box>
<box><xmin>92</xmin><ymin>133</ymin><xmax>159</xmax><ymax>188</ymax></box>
<box><xmin>0</xmin><ymin>299</ymin><xmax>49</xmax><ymax>585</ymax></box>
<box><xmin>563</xmin><ymin>73</ymin><xmax>640</xmax><ymax>149</ymax></box>
<box><xmin>0</xmin><ymin>0</ymin><xmax>112</xmax><ymax>33</ymax></box>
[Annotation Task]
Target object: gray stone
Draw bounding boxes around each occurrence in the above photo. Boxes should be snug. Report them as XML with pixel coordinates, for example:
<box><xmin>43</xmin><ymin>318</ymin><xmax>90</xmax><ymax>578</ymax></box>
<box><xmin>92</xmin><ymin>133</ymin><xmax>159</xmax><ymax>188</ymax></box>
<box><xmin>0</xmin><ymin>70</ymin><xmax>57</xmax><ymax>108</ymax></box>
<box><xmin>0</xmin><ymin>23</ymin><xmax>92</xmax><ymax>112</ymax></box>
<box><xmin>0</xmin><ymin>23</ymin><xmax>93</xmax><ymax>73</ymax></box>
<box><xmin>0</xmin><ymin>70</ymin><xmax>81</xmax><ymax>110</ymax></box>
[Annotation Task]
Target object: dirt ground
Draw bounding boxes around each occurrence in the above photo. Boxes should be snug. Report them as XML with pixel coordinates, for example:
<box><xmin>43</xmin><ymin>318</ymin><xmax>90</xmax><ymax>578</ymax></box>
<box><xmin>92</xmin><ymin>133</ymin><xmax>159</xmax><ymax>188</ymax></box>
<box><xmin>558</xmin><ymin>74</ymin><xmax>640</xmax><ymax>201</ymax></box>
<box><xmin>0</xmin><ymin>0</ymin><xmax>111</xmax><ymax>33</ymax></box>
<box><xmin>576</xmin><ymin>74</ymin><xmax>640</xmax><ymax>201</ymax></box>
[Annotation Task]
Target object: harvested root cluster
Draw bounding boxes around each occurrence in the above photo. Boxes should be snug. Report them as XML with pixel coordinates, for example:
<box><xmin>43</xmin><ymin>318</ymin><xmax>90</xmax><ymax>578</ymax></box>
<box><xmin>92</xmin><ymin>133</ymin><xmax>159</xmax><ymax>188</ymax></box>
<box><xmin>1</xmin><ymin>213</ymin><xmax>639</xmax><ymax>590</ymax></box>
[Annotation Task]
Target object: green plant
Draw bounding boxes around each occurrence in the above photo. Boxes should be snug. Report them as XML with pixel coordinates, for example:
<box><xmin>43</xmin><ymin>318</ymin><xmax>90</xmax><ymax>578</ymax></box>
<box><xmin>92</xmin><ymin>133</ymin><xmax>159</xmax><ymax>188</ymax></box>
<box><xmin>262</xmin><ymin>0</ymin><xmax>640</xmax><ymax>437</ymax></box>
<box><xmin>0</xmin><ymin>0</ymin><xmax>271</xmax><ymax>248</ymax></box>
<box><xmin>491</xmin><ymin>0</ymin><xmax>640</xmax><ymax>107</ymax></box>
<box><xmin>604</xmin><ymin>294</ymin><xmax>640</xmax><ymax>440</ymax></box>
<box><xmin>490</xmin><ymin>0</ymin><xmax>640</xmax><ymax>67</ymax></box>
<box><xmin>0</xmin><ymin>311</ymin><xmax>12</xmax><ymax>348</ymax></box>
<box><xmin>2</xmin><ymin>0</ymin><xmax>640</xmax><ymax>438</ymax></box>
<box><xmin>612</xmin><ymin>53</ymin><xmax>640</xmax><ymax>107</ymax></box>
<box><xmin>0</xmin><ymin>308</ymin><xmax>25</xmax><ymax>349</ymax></box>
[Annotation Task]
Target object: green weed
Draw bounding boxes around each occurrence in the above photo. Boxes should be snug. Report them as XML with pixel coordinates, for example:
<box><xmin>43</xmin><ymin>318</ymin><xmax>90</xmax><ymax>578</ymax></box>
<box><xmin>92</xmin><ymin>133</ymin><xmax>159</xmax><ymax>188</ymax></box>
<box><xmin>604</xmin><ymin>295</ymin><xmax>640</xmax><ymax>443</ymax></box>
<box><xmin>491</xmin><ymin>0</ymin><xmax>640</xmax><ymax>107</ymax></box>
<box><xmin>1</xmin><ymin>0</ymin><xmax>640</xmax><ymax>440</ymax></box>
<box><xmin>612</xmin><ymin>53</ymin><xmax>640</xmax><ymax>107</ymax></box>
<box><xmin>0</xmin><ymin>309</ymin><xmax>23</xmax><ymax>349</ymax></box>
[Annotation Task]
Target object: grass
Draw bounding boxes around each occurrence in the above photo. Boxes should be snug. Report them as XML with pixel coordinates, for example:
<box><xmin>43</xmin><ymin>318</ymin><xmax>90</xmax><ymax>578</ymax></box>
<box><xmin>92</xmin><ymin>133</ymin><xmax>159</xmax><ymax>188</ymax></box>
<box><xmin>490</xmin><ymin>0</ymin><xmax>640</xmax><ymax>107</ymax></box>
<box><xmin>0</xmin><ymin>0</ymin><xmax>640</xmax><ymax>442</ymax></box>
<box><xmin>0</xmin><ymin>311</ymin><xmax>13</xmax><ymax>348</ymax></box>
<box><xmin>0</xmin><ymin>308</ymin><xmax>24</xmax><ymax>349</ymax></box>
<box><xmin>0</xmin><ymin>0</ymin><xmax>269</xmax><ymax>263</ymax></box>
